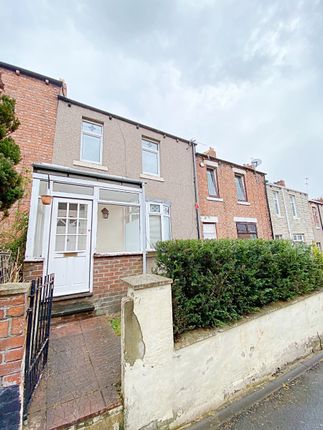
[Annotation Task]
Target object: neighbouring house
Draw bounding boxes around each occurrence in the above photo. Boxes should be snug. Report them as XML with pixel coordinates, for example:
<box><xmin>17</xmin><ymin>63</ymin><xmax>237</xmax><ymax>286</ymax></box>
<box><xmin>24</xmin><ymin>94</ymin><xmax>198</xmax><ymax>313</ymax></box>
<box><xmin>266</xmin><ymin>180</ymin><xmax>314</xmax><ymax>245</ymax></box>
<box><xmin>196</xmin><ymin>148</ymin><xmax>273</xmax><ymax>240</ymax></box>
<box><xmin>309</xmin><ymin>199</ymin><xmax>323</xmax><ymax>250</ymax></box>
<box><xmin>0</xmin><ymin>62</ymin><xmax>65</xmax><ymax>217</ymax></box>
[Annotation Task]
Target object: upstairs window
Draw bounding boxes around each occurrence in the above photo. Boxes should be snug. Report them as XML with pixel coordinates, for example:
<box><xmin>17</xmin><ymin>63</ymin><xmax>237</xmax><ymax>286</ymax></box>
<box><xmin>236</xmin><ymin>222</ymin><xmax>257</xmax><ymax>239</ymax></box>
<box><xmin>312</xmin><ymin>206</ymin><xmax>321</xmax><ymax>229</ymax></box>
<box><xmin>81</xmin><ymin>120</ymin><xmax>103</xmax><ymax>164</ymax></box>
<box><xmin>290</xmin><ymin>195</ymin><xmax>298</xmax><ymax>218</ymax></box>
<box><xmin>147</xmin><ymin>203</ymin><xmax>170</xmax><ymax>249</ymax></box>
<box><xmin>235</xmin><ymin>174</ymin><xmax>247</xmax><ymax>202</ymax></box>
<box><xmin>273</xmin><ymin>191</ymin><xmax>281</xmax><ymax>216</ymax></box>
<box><xmin>207</xmin><ymin>168</ymin><xmax>219</xmax><ymax>197</ymax></box>
<box><xmin>142</xmin><ymin>138</ymin><xmax>160</xmax><ymax>176</ymax></box>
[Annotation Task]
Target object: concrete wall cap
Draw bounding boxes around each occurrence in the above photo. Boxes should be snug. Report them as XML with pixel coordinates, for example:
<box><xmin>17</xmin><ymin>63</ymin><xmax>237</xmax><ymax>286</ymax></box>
<box><xmin>122</xmin><ymin>273</ymin><xmax>173</xmax><ymax>290</ymax></box>
<box><xmin>0</xmin><ymin>282</ymin><xmax>30</xmax><ymax>296</ymax></box>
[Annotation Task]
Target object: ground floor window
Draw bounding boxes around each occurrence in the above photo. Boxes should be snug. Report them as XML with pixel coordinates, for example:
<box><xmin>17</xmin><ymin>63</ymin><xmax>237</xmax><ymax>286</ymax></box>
<box><xmin>293</xmin><ymin>234</ymin><xmax>305</xmax><ymax>243</ymax></box>
<box><xmin>236</xmin><ymin>222</ymin><xmax>257</xmax><ymax>239</ymax></box>
<box><xmin>202</xmin><ymin>222</ymin><xmax>217</xmax><ymax>240</ymax></box>
<box><xmin>316</xmin><ymin>242</ymin><xmax>322</xmax><ymax>251</ymax></box>
<box><xmin>274</xmin><ymin>234</ymin><xmax>283</xmax><ymax>240</ymax></box>
<box><xmin>147</xmin><ymin>202</ymin><xmax>171</xmax><ymax>249</ymax></box>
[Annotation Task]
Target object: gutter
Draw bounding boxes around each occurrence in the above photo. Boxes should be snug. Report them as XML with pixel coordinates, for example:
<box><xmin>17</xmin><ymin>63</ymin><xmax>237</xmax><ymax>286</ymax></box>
<box><xmin>0</xmin><ymin>61</ymin><xmax>63</xmax><ymax>87</ymax></box>
<box><xmin>264</xmin><ymin>180</ymin><xmax>274</xmax><ymax>239</ymax></box>
<box><xmin>191</xmin><ymin>141</ymin><xmax>201</xmax><ymax>239</ymax></box>
<box><xmin>32</xmin><ymin>163</ymin><xmax>143</xmax><ymax>187</ymax></box>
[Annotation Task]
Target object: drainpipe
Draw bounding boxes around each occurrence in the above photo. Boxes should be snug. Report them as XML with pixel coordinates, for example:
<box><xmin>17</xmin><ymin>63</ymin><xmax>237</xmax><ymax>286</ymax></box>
<box><xmin>264</xmin><ymin>179</ymin><xmax>274</xmax><ymax>239</ymax></box>
<box><xmin>191</xmin><ymin>140</ymin><xmax>201</xmax><ymax>239</ymax></box>
<box><xmin>142</xmin><ymin>181</ymin><xmax>147</xmax><ymax>274</ymax></box>
<box><xmin>281</xmin><ymin>187</ymin><xmax>292</xmax><ymax>240</ymax></box>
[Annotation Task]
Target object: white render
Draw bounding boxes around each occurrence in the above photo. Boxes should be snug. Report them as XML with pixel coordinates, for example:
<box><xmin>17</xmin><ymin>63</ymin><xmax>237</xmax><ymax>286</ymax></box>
<box><xmin>121</xmin><ymin>276</ymin><xmax>323</xmax><ymax>430</ymax></box>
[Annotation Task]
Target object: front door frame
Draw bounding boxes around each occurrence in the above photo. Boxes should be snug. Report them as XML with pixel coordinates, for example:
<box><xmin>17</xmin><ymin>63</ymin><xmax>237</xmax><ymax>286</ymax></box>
<box><xmin>48</xmin><ymin>196</ymin><xmax>93</xmax><ymax>297</ymax></box>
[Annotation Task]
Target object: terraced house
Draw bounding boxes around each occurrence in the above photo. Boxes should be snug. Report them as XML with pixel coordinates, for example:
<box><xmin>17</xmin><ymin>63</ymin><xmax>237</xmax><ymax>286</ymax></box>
<box><xmin>23</xmin><ymin>85</ymin><xmax>198</xmax><ymax>314</ymax></box>
<box><xmin>309</xmin><ymin>199</ymin><xmax>323</xmax><ymax>250</ymax></box>
<box><xmin>196</xmin><ymin>148</ymin><xmax>273</xmax><ymax>240</ymax></box>
<box><xmin>266</xmin><ymin>180</ymin><xmax>314</xmax><ymax>245</ymax></box>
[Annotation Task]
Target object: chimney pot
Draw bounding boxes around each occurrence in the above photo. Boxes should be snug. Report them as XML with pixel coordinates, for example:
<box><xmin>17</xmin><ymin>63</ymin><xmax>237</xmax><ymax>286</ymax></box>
<box><xmin>274</xmin><ymin>180</ymin><xmax>286</xmax><ymax>187</ymax></box>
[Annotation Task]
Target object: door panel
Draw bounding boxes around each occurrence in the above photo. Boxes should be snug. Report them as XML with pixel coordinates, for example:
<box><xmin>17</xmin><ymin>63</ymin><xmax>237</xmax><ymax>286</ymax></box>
<box><xmin>48</xmin><ymin>198</ymin><xmax>92</xmax><ymax>297</ymax></box>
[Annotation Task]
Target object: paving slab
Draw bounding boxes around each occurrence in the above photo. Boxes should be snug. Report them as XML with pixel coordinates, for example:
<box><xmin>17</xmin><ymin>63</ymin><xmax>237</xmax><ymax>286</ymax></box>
<box><xmin>25</xmin><ymin>316</ymin><xmax>122</xmax><ymax>430</ymax></box>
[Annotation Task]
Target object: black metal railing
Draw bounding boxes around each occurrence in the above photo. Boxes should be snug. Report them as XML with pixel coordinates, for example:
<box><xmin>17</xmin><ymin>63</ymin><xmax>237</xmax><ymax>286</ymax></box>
<box><xmin>23</xmin><ymin>274</ymin><xmax>54</xmax><ymax>418</ymax></box>
<box><xmin>0</xmin><ymin>252</ymin><xmax>10</xmax><ymax>284</ymax></box>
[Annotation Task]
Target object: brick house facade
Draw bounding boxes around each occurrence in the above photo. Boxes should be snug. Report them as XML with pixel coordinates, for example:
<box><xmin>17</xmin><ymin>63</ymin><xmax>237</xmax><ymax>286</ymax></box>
<box><xmin>0</xmin><ymin>62</ymin><xmax>64</xmax><ymax>214</ymax></box>
<box><xmin>196</xmin><ymin>149</ymin><xmax>273</xmax><ymax>240</ymax></box>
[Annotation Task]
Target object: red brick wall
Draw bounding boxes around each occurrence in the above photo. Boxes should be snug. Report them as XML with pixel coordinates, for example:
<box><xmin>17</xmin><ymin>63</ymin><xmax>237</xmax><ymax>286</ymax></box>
<box><xmin>23</xmin><ymin>261</ymin><xmax>44</xmax><ymax>282</ymax></box>
<box><xmin>93</xmin><ymin>255</ymin><xmax>143</xmax><ymax>314</ymax></box>
<box><xmin>0</xmin><ymin>66</ymin><xmax>62</xmax><ymax>215</ymax></box>
<box><xmin>197</xmin><ymin>155</ymin><xmax>273</xmax><ymax>239</ymax></box>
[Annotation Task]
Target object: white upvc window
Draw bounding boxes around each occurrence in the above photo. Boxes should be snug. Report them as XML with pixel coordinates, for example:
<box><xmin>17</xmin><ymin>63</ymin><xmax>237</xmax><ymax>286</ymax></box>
<box><xmin>81</xmin><ymin>120</ymin><xmax>103</xmax><ymax>164</ymax></box>
<box><xmin>293</xmin><ymin>233</ymin><xmax>304</xmax><ymax>243</ymax></box>
<box><xmin>273</xmin><ymin>191</ymin><xmax>281</xmax><ymax>216</ymax></box>
<box><xmin>290</xmin><ymin>195</ymin><xmax>298</xmax><ymax>218</ymax></box>
<box><xmin>146</xmin><ymin>202</ymin><xmax>171</xmax><ymax>249</ymax></box>
<box><xmin>202</xmin><ymin>222</ymin><xmax>217</xmax><ymax>240</ymax></box>
<box><xmin>142</xmin><ymin>138</ymin><xmax>160</xmax><ymax>176</ymax></box>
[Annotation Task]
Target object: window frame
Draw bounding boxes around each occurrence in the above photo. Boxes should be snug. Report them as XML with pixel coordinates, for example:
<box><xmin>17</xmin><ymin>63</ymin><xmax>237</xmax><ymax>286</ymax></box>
<box><xmin>141</xmin><ymin>137</ymin><xmax>160</xmax><ymax>177</ymax></box>
<box><xmin>236</xmin><ymin>222</ymin><xmax>257</xmax><ymax>239</ymax></box>
<box><xmin>206</xmin><ymin>168</ymin><xmax>219</xmax><ymax>198</ymax></box>
<box><xmin>146</xmin><ymin>202</ymin><xmax>171</xmax><ymax>250</ymax></box>
<box><xmin>273</xmin><ymin>191</ymin><xmax>281</xmax><ymax>216</ymax></box>
<box><xmin>202</xmin><ymin>222</ymin><xmax>217</xmax><ymax>240</ymax></box>
<box><xmin>312</xmin><ymin>206</ymin><xmax>321</xmax><ymax>229</ymax></box>
<box><xmin>80</xmin><ymin>119</ymin><xmax>103</xmax><ymax>165</ymax></box>
<box><xmin>234</xmin><ymin>173</ymin><xmax>248</xmax><ymax>202</ymax></box>
<box><xmin>292</xmin><ymin>233</ymin><xmax>305</xmax><ymax>243</ymax></box>
<box><xmin>290</xmin><ymin>194</ymin><xmax>298</xmax><ymax>218</ymax></box>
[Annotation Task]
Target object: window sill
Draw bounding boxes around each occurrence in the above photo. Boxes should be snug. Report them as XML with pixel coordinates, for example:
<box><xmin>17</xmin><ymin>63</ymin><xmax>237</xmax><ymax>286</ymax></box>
<box><xmin>73</xmin><ymin>160</ymin><xmax>108</xmax><ymax>171</ymax></box>
<box><xmin>207</xmin><ymin>197</ymin><xmax>223</xmax><ymax>202</ymax></box>
<box><xmin>24</xmin><ymin>257</ymin><xmax>45</xmax><ymax>263</ymax></box>
<box><xmin>94</xmin><ymin>252</ymin><xmax>143</xmax><ymax>257</ymax></box>
<box><xmin>140</xmin><ymin>174</ymin><xmax>164</xmax><ymax>182</ymax></box>
<box><xmin>237</xmin><ymin>201</ymin><xmax>250</xmax><ymax>206</ymax></box>
<box><xmin>293</xmin><ymin>217</ymin><xmax>300</xmax><ymax>220</ymax></box>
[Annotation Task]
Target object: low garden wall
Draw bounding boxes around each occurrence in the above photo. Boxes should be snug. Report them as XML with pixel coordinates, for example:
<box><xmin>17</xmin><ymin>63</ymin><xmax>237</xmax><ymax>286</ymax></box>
<box><xmin>121</xmin><ymin>275</ymin><xmax>323</xmax><ymax>430</ymax></box>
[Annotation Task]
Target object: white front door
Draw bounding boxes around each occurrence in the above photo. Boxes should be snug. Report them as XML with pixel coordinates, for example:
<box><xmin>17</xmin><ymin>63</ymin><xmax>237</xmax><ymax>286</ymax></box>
<box><xmin>48</xmin><ymin>198</ymin><xmax>92</xmax><ymax>297</ymax></box>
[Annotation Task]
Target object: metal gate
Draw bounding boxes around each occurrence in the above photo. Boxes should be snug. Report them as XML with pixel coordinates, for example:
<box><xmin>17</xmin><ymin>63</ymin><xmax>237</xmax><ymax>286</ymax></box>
<box><xmin>23</xmin><ymin>274</ymin><xmax>54</xmax><ymax>418</ymax></box>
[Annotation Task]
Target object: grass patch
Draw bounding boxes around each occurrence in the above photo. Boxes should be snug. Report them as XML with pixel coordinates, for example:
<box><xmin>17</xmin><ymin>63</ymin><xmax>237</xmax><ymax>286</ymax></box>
<box><xmin>111</xmin><ymin>317</ymin><xmax>121</xmax><ymax>336</ymax></box>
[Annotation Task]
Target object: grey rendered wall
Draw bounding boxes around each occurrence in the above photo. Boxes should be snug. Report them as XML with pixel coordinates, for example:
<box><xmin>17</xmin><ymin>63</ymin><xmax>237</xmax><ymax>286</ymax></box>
<box><xmin>53</xmin><ymin>100</ymin><xmax>197</xmax><ymax>241</ymax></box>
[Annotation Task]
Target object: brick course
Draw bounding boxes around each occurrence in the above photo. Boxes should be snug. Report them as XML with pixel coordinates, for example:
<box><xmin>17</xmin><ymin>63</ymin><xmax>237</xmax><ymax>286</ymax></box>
<box><xmin>197</xmin><ymin>153</ymin><xmax>273</xmax><ymax>239</ymax></box>
<box><xmin>93</xmin><ymin>255</ymin><xmax>143</xmax><ymax>314</ymax></box>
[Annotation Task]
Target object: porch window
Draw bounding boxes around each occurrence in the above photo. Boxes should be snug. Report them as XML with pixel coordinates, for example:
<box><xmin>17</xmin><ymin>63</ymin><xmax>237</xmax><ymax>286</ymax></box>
<box><xmin>96</xmin><ymin>188</ymin><xmax>141</xmax><ymax>253</ymax></box>
<box><xmin>81</xmin><ymin>120</ymin><xmax>103</xmax><ymax>164</ymax></box>
<box><xmin>147</xmin><ymin>203</ymin><xmax>171</xmax><ymax>249</ymax></box>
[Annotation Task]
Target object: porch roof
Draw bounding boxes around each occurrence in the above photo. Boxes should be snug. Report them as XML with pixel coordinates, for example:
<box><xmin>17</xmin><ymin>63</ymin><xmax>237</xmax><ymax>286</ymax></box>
<box><xmin>33</xmin><ymin>163</ymin><xmax>143</xmax><ymax>188</ymax></box>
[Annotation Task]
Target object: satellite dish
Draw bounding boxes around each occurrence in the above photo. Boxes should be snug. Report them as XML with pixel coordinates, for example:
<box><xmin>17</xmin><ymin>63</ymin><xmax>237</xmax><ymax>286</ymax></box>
<box><xmin>251</xmin><ymin>158</ymin><xmax>262</xmax><ymax>168</ymax></box>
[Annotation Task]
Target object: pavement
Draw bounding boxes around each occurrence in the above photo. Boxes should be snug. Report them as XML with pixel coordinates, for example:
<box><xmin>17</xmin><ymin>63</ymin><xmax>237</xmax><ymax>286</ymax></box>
<box><xmin>188</xmin><ymin>352</ymin><xmax>323</xmax><ymax>430</ymax></box>
<box><xmin>25</xmin><ymin>316</ymin><xmax>122</xmax><ymax>430</ymax></box>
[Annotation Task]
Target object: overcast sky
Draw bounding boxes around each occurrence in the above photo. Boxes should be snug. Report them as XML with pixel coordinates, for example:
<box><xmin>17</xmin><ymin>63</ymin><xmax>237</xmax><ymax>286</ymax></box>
<box><xmin>1</xmin><ymin>0</ymin><xmax>322</xmax><ymax>197</ymax></box>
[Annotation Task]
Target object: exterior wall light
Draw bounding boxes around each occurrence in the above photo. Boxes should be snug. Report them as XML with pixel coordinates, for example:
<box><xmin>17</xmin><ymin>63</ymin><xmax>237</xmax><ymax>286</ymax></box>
<box><xmin>101</xmin><ymin>207</ymin><xmax>110</xmax><ymax>219</ymax></box>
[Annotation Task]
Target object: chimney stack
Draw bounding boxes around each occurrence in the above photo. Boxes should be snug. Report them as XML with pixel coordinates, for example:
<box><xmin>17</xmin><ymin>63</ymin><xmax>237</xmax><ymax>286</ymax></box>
<box><xmin>274</xmin><ymin>180</ymin><xmax>286</xmax><ymax>187</ymax></box>
<box><xmin>204</xmin><ymin>147</ymin><xmax>217</xmax><ymax>159</ymax></box>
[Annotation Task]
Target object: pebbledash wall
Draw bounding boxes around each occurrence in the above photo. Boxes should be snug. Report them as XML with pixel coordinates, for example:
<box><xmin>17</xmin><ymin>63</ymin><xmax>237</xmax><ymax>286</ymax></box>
<box><xmin>121</xmin><ymin>274</ymin><xmax>323</xmax><ymax>430</ymax></box>
<box><xmin>196</xmin><ymin>151</ymin><xmax>273</xmax><ymax>240</ymax></box>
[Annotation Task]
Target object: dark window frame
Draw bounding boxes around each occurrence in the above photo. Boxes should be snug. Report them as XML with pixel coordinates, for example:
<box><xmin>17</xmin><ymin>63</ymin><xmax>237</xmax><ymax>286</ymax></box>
<box><xmin>236</xmin><ymin>222</ymin><xmax>257</xmax><ymax>239</ymax></box>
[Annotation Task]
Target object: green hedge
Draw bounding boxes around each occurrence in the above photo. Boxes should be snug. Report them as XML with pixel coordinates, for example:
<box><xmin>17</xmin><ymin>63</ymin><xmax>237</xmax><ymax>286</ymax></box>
<box><xmin>155</xmin><ymin>239</ymin><xmax>323</xmax><ymax>336</ymax></box>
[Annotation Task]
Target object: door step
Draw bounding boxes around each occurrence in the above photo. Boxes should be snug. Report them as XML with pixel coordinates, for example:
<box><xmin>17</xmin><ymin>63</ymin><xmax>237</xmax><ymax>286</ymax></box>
<box><xmin>51</xmin><ymin>301</ymin><xmax>95</xmax><ymax>324</ymax></box>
